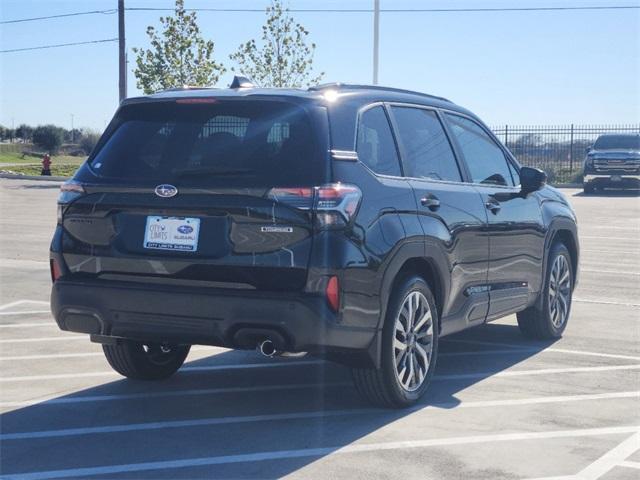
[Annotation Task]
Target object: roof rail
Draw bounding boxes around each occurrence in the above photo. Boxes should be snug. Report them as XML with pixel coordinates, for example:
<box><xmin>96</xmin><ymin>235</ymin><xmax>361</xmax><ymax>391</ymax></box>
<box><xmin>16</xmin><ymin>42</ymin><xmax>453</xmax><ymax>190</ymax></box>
<box><xmin>309</xmin><ymin>83</ymin><xmax>452</xmax><ymax>103</ymax></box>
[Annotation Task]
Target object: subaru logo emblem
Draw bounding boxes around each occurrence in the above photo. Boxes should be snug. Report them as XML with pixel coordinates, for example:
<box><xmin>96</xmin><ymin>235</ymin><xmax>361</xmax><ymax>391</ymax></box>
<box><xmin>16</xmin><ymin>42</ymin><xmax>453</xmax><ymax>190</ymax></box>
<box><xmin>177</xmin><ymin>225</ymin><xmax>193</xmax><ymax>234</ymax></box>
<box><xmin>155</xmin><ymin>184</ymin><xmax>178</xmax><ymax>198</ymax></box>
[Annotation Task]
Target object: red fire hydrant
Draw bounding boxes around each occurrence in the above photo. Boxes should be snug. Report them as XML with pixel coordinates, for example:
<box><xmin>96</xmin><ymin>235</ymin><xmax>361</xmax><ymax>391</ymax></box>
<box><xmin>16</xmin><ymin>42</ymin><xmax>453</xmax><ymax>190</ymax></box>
<box><xmin>41</xmin><ymin>153</ymin><xmax>52</xmax><ymax>176</ymax></box>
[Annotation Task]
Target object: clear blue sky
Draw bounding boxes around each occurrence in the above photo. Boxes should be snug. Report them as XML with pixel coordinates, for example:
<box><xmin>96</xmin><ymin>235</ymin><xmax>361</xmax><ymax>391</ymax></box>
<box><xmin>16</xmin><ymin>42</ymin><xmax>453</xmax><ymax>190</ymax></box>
<box><xmin>1</xmin><ymin>0</ymin><xmax>639</xmax><ymax>132</ymax></box>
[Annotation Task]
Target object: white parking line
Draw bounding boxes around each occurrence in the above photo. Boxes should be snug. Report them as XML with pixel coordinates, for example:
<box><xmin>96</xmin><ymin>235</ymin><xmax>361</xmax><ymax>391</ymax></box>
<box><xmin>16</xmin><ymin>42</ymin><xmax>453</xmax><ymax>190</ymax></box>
<box><xmin>1</xmin><ymin>363</ymin><xmax>638</xmax><ymax>384</ymax></box>
<box><xmin>0</xmin><ymin>336</ymin><xmax>85</xmax><ymax>344</ymax></box>
<box><xmin>2</xmin><ymin>391</ymin><xmax>637</xmax><ymax>440</ymax></box>
<box><xmin>0</xmin><ymin>360</ymin><xmax>325</xmax><ymax>382</ymax></box>
<box><xmin>1</xmin><ymin>374</ymin><xmax>636</xmax><ymax>410</ymax></box>
<box><xmin>587</xmin><ymin>226</ymin><xmax>640</xmax><ymax>230</ymax></box>
<box><xmin>0</xmin><ymin>345</ymin><xmax>221</xmax><ymax>361</ymax></box>
<box><xmin>0</xmin><ymin>322</ymin><xmax>52</xmax><ymax>328</ymax></box>
<box><xmin>4</xmin><ymin>425</ymin><xmax>638</xmax><ymax>480</ymax></box>
<box><xmin>582</xmin><ymin>249</ymin><xmax>640</xmax><ymax>255</ymax></box>
<box><xmin>580</xmin><ymin>268</ymin><xmax>640</xmax><ymax>276</ymax></box>
<box><xmin>0</xmin><ymin>348</ymin><xmax>524</xmax><ymax>362</ymax></box>
<box><xmin>0</xmin><ymin>381</ymin><xmax>354</xmax><ymax>408</ymax></box>
<box><xmin>577</xmin><ymin>431</ymin><xmax>640</xmax><ymax>479</ymax></box>
<box><xmin>574</xmin><ymin>298</ymin><xmax>640</xmax><ymax>308</ymax></box>
<box><xmin>444</xmin><ymin>338</ymin><xmax>640</xmax><ymax>361</ymax></box>
<box><xmin>434</xmin><ymin>364</ymin><xmax>640</xmax><ymax>380</ymax></box>
<box><xmin>0</xmin><ymin>346</ymin><xmax>610</xmax><ymax>362</ymax></box>
<box><xmin>581</xmin><ymin>236</ymin><xmax>638</xmax><ymax>241</ymax></box>
<box><xmin>0</xmin><ymin>310</ymin><xmax>50</xmax><ymax>316</ymax></box>
<box><xmin>0</xmin><ymin>352</ymin><xmax>104</xmax><ymax>361</ymax></box>
<box><xmin>0</xmin><ymin>300</ymin><xmax>48</xmax><ymax>311</ymax></box>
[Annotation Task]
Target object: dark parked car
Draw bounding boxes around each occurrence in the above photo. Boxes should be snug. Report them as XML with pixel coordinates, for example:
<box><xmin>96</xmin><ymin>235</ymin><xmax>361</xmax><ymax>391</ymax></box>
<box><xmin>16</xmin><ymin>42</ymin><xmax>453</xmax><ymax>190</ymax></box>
<box><xmin>583</xmin><ymin>134</ymin><xmax>640</xmax><ymax>193</ymax></box>
<box><xmin>50</xmin><ymin>79</ymin><xmax>579</xmax><ymax>408</ymax></box>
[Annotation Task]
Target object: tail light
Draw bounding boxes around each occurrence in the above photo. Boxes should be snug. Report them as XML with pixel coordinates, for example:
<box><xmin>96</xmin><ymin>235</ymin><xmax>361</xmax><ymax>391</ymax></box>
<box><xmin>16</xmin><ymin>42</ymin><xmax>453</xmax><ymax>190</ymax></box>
<box><xmin>267</xmin><ymin>183</ymin><xmax>362</xmax><ymax>229</ymax></box>
<box><xmin>326</xmin><ymin>276</ymin><xmax>340</xmax><ymax>311</ymax></box>
<box><xmin>267</xmin><ymin>187</ymin><xmax>314</xmax><ymax>210</ymax></box>
<box><xmin>57</xmin><ymin>180</ymin><xmax>86</xmax><ymax>224</ymax></box>
<box><xmin>50</xmin><ymin>258</ymin><xmax>62</xmax><ymax>282</ymax></box>
<box><xmin>314</xmin><ymin>184</ymin><xmax>361</xmax><ymax>228</ymax></box>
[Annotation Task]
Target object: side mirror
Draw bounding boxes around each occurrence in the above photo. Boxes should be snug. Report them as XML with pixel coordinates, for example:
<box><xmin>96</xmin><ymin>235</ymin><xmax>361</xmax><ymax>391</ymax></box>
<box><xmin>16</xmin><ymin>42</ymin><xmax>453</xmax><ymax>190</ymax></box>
<box><xmin>585</xmin><ymin>146</ymin><xmax>592</xmax><ymax>153</ymax></box>
<box><xmin>520</xmin><ymin>166</ymin><xmax>546</xmax><ymax>195</ymax></box>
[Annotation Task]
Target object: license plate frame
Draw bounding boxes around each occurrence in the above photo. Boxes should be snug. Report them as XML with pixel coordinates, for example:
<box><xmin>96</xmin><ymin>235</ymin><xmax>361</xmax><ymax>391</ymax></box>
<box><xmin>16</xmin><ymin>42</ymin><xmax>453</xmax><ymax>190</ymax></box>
<box><xmin>143</xmin><ymin>216</ymin><xmax>201</xmax><ymax>252</ymax></box>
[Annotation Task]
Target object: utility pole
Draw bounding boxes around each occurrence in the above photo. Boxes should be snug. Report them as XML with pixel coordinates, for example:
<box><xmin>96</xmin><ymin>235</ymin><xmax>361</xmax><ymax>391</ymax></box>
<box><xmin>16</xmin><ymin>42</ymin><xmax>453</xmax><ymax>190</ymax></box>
<box><xmin>118</xmin><ymin>0</ymin><xmax>126</xmax><ymax>102</ymax></box>
<box><xmin>372</xmin><ymin>0</ymin><xmax>380</xmax><ymax>85</ymax></box>
<box><xmin>70</xmin><ymin>114</ymin><xmax>74</xmax><ymax>143</ymax></box>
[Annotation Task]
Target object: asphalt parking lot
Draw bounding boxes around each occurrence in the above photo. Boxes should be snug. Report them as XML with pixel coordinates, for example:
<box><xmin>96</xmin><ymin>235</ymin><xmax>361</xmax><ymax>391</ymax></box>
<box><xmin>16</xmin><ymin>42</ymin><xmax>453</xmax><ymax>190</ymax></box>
<box><xmin>0</xmin><ymin>178</ymin><xmax>638</xmax><ymax>480</ymax></box>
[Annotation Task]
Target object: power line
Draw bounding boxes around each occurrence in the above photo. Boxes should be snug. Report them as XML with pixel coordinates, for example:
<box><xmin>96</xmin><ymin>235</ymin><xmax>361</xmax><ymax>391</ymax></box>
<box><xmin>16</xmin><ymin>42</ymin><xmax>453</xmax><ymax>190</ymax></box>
<box><xmin>1</xmin><ymin>3</ymin><xmax>637</xmax><ymax>53</ymax></box>
<box><xmin>1</xmin><ymin>4</ymin><xmax>638</xmax><ymax>24</ymax></box>
<box><xmin>126</xmin><ymin>5</ymin><xmax>640</xmax><ymax>13</ymax></box>
<box><xmin>0</xmin><ymin>9</ymin><xmax>116</xmax><ymax>25</ymax></box>
<box><xmin>0</xmin><ymin>38</ymin><xmax>118</xmax><ymax>54</ymax></box>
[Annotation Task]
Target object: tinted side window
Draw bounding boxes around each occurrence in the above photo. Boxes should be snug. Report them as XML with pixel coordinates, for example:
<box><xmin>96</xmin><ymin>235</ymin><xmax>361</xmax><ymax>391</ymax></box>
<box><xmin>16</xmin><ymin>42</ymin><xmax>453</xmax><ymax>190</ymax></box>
<box><xmin>445</xmin><ymin>114</ymin><xmax>514</xmax><ymax>186</ymax></box>
<box><xmin>356</xmin><ymin>106</ymin><xmax>402</xmax><ymax>176</ymax></box>
<box><xmin>391</xmin><ymin>107</ymin><xmax>461</xmax><ymax>182</ymax></box>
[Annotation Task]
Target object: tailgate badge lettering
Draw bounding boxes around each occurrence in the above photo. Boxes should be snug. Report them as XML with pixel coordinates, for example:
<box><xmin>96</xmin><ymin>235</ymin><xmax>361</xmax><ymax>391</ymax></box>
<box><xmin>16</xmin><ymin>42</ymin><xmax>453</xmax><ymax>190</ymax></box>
<box><xmin>261</xmin><ymin>226</ymin><xmax>293</xmax><ymax>233</ymax></box>
<box><xmin>155</xmin><ymin>184</ymin><xmax>178</xmax><ymax>198</ymax></box>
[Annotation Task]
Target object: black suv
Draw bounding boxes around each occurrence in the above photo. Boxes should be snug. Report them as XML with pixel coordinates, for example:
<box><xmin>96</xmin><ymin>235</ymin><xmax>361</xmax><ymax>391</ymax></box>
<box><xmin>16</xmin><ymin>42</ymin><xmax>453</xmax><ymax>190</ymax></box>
<box><xmin>50</xmin><ymin>80</ymin><xmax>579</xmax><ymax>408</ymax></box>
<box><xmin>583</xmin><ymin>134</ymin><xmax>640</xmax><ymax>193</ymax></box>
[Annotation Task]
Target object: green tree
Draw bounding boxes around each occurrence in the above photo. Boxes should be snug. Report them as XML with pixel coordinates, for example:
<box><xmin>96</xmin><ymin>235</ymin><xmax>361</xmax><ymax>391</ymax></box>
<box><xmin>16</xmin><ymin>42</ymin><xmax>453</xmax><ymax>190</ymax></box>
<box><xmin>230</xmin><ymin>0</ymin><xmax>323</xmax><ymax>88</ymax></box>
<box><xmin>4</xmin><ymin>128</ymin><xmax>15</xmax><ymax>142</ymax></box>
<box><xmin>16</xmin><ymin>124</ymin><xmax>33</xmax><ymax>142</ymax></box>
<box><xmin>79</xmin><ymin>130</ymin><xmax>101</xmax><ymax>155</ymax></box>
<box><xmin>32</xmin><ymin>125</ymin><xmax>64</xmax><ymax>153</ymax></box>
<box><xmin>133</xmin><ymin>0</ymin><xmax>226</xmax><ymax>94</ymax></box>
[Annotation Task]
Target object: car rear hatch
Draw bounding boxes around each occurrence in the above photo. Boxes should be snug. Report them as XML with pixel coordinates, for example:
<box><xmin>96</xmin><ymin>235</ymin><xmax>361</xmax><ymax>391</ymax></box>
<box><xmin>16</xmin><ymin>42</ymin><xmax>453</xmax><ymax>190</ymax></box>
<box><xmin>58</xmin><ymin>97</ymin><xmax>330</xmax><ymax>291</ymax></box>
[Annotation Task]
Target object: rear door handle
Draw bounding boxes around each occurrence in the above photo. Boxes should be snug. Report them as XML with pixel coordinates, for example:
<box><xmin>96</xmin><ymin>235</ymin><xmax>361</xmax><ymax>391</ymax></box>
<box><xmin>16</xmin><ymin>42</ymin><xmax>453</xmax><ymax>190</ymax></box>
<box><xmin>485</xmin><ymin>200</ymin><xmax>501</xmax><ymax>214</ymax></box>
<box><xmin>421</xmin><ymin>195</ymin><xmax>440</xmax><ymax>211</ymax></box>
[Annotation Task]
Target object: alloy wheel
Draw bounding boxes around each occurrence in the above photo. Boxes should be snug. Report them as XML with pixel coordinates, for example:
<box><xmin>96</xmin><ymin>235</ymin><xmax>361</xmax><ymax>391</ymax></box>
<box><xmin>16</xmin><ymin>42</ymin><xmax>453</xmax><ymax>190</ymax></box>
<box><xmin>393</xmin><ymin>291</ymin><xmax>434</xmax><ymax>392</ymax></box>
<box><xmin>548</xmin><ymin>254</ymin><xmax>571</xmax><ymax>328</ymax></box>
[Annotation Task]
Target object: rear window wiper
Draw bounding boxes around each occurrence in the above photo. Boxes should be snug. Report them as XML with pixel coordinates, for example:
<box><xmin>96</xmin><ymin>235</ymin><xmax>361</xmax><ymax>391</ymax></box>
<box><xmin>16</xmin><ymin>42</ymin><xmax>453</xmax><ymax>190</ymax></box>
<box><xmin>172</xmin><ymin>166</ymin><xmax>255</xmax><ymax>177</ymax></box>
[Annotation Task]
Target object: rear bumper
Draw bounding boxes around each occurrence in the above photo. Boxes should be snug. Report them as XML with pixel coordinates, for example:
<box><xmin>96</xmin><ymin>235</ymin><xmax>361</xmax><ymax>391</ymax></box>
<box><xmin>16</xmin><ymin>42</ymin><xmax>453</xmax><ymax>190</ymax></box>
<box><xmin>584</xmin><ymin>174</ymin><xmax>640</xmax><ymax>188</ymax></box>
<box><xmin>51</xmin><ymin>277</ymin><xmax>375</xmax><ymax>356</ymax></box>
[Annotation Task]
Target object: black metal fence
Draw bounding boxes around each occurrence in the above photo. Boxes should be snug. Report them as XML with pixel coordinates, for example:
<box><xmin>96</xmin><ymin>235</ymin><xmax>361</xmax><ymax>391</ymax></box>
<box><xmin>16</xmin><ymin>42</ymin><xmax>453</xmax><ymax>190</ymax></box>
<box><xmin>490</xmin><ymin>124</ymin><xmax>640</xmax><ymax>183</ymax></box>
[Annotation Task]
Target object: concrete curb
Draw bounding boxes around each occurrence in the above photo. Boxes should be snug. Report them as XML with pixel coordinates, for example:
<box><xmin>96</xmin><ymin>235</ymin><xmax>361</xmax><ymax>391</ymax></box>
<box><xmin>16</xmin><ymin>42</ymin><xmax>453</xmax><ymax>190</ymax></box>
<box><xmin>0</xmin><ymin>173</ymin><xmax>67</xmax><ymax>182</ymax></box>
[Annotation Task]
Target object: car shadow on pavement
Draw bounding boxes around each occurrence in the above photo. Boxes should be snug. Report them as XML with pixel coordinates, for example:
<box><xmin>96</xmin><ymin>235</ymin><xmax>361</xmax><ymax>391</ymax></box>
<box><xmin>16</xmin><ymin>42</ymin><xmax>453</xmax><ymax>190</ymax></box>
<box><xmin>0</xmin><ymin>322</ymin><xmax>557</xmax><ymax>479</ymax></box>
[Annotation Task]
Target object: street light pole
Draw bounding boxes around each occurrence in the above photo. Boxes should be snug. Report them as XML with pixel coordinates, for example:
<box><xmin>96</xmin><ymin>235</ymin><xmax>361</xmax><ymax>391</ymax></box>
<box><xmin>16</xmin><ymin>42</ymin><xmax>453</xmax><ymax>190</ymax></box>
<box><xmin>373</xmin><ymin>0</ymin><xmax>380</xmax><ymax>85</ymax></box>
<box><xmin>118</xmin><ymin>0</ymin><xmax>126</xmax><ymax>102</ymax></box>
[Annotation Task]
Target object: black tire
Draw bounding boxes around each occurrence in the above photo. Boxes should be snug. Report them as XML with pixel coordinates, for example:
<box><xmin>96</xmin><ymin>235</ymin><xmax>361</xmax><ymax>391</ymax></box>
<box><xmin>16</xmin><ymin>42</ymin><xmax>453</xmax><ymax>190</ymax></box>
<box><xmin>517</xmin><ymin>242</ymin><xmax>573</xmax><ymax>340</ymax></box>
<box><xmin>102</xmin><ymin>341</ymin><xmax>190</xmax><ymax>380</ymax></box>
<box><xmin>583</xmin><ymin>183</ymin><xmax>594</xmax><ymax>194</ymax></box>
<box><xmin>352</xmin><ymin>275</ymin><xmax>439</xmax><ymax>408</ymax></box>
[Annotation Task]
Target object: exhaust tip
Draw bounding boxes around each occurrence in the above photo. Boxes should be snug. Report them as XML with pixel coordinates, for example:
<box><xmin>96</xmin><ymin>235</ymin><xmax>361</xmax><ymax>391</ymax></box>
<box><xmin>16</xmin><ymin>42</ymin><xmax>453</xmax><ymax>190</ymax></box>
<box><xmin>258</xmin><ymin>339</ymin><xmax>277</xmax><ymax>357</ymax></box>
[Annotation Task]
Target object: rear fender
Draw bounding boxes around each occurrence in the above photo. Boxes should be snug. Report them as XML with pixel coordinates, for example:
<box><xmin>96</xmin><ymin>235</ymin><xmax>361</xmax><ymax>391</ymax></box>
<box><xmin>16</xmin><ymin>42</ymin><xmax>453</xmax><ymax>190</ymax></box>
<box><xmin>367</xmin><ymin>239</ymin><xmax>449</xmax><ymax>369</ymax></box>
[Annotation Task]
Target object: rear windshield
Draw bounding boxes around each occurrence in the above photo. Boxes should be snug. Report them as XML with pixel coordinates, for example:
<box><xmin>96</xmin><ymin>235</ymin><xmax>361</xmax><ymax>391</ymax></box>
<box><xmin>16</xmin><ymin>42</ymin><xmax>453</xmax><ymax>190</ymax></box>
<box><xmin>593</xmin><ymin>135</ymin><xmax>640</xmax><ymax>150</ymax></box>
<box><xmin>89</xmin><ymin>100</ymin><xmax>326</xmax><ymax>187</ymax></box>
